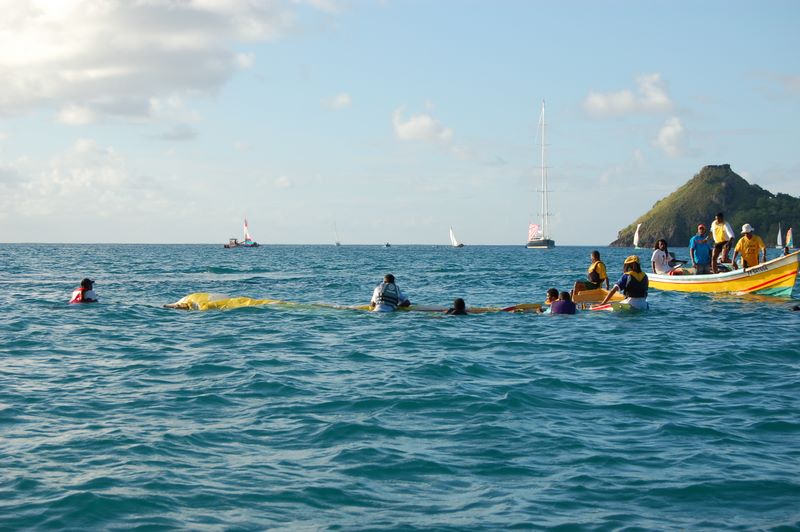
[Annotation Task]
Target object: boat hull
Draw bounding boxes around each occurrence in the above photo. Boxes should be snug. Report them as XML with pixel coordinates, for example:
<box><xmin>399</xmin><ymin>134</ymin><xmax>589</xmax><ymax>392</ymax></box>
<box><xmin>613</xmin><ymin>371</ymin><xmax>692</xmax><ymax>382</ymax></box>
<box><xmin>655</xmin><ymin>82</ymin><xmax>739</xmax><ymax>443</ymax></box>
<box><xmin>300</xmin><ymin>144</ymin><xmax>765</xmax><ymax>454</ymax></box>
<box><xmin>649</xmin><ymin>251</ymin><xmax>799</xmax><ymax>297</ymax></box>
<box><xmin>526</xmin><ymin>239</ymin><xmax>555</xmax><ymax>249</ymax></box>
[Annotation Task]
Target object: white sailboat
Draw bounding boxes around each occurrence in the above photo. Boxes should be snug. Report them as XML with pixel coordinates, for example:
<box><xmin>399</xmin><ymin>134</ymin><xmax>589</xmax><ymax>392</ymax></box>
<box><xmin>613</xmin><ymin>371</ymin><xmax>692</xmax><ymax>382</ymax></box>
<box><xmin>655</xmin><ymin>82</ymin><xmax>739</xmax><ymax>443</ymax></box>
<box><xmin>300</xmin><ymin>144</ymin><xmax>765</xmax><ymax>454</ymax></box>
<box><xmin>633</xmin><ymin>223</ymin><xmax>643</xmax><ymax>249</ymax></box>
<box><xmin>224</xmin><ymin>217</ymin><xmax>259</xmax><ymax>248</ymax></box>
<box><xmin>526</xmin><ymin>100</ymin><xmax>555</xmax><ymax>249</ymax></box>
<box><xmin>449</xmin><ymin>226</ymin><xmax>465</xmax><ymax>248</ymax></box>
<box><xmin>776</xmin><ymin>222</ymin><xmax>783</xmax><ymax>249</ymax></box>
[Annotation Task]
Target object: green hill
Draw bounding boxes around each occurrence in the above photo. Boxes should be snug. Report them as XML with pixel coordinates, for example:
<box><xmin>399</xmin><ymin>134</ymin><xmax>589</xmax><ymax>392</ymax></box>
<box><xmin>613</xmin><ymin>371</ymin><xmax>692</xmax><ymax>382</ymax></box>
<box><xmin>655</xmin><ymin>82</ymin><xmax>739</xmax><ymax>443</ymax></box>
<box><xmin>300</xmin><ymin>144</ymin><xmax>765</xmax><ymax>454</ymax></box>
<box><xmin>610</xmin><ymin>164</ymin><xmax>800</xmax><ymax>248</ymax></box>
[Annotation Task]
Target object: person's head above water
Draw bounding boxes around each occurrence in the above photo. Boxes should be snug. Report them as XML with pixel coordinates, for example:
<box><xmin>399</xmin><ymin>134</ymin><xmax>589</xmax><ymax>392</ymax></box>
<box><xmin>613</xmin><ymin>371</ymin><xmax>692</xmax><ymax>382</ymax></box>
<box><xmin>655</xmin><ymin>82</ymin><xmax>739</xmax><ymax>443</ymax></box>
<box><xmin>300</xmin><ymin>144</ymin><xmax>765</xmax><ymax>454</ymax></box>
<box><xmin>80</xmin><ymin>278</ymin><xmax>94</xmax><ymax>289</ymax></box>
<box><xmin>383</xmin><ymin>274</ymin><xmax>395</xmax><ymax>284</ymax></box>
<box><xmin>452</xmin><ymin>298</ymin><xmax>466</xmax><ymax>311</ymax></box>
<box><xmin>559</xmin><ymin>291</ymin><xmax>572</xmax><ymax>302</ymax></box>
<box><xmin>546</xmin><ymin>288</ymin><xmax>558</xmax><ymax>301</ymax></box>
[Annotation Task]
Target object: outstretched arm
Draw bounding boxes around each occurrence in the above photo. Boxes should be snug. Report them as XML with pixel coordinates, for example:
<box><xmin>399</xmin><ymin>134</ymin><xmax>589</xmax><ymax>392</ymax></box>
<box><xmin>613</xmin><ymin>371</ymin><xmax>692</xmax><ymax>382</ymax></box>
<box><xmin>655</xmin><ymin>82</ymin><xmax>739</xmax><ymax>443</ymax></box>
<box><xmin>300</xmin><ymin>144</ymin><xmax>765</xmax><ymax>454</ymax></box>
<box><xmin>599</xmin><ymin>285</ymin><xmax>619</xmax><ymax>305</ymax></box>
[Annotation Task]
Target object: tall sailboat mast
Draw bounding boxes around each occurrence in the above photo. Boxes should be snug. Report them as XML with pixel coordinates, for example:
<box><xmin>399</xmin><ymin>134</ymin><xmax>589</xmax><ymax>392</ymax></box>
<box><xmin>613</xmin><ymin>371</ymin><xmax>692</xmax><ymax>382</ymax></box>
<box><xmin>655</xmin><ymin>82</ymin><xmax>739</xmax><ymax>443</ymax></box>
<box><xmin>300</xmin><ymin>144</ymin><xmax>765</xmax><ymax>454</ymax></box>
<box><xmin>540</xmin><ymin>100</ymin><xmax>549</xmax><ymax>240</ymax></box>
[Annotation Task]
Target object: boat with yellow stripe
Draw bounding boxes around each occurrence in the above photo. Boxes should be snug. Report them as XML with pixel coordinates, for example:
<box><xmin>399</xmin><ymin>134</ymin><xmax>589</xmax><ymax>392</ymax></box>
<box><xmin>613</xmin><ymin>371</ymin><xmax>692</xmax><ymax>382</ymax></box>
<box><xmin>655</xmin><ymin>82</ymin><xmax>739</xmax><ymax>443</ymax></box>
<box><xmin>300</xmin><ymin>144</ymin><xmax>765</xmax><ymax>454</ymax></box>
<box><xmin>648</xmin><ymin>250</ymin><xmax>799</xmax><ymax>296</ymax></box>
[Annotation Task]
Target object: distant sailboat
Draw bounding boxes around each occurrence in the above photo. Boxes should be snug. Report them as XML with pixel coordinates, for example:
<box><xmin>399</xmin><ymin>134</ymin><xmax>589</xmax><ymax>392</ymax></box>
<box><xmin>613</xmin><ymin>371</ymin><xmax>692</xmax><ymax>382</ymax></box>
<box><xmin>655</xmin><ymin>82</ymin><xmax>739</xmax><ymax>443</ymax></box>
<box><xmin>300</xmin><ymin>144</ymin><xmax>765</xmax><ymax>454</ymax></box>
<box><xmin>334</xmin><ymin>223</ymin><xmax>341</xmax><ymax>246</ymax></box>
<box><xmin>224</xmin><ymin>217</ymin><xmax>259</xmax><ymax>248</ymax></box>
<box><xmin>526</xmin><ymin>100</ymin><xmax>555</xmax><ymax>249</ymax></box>
<box><xmin>633</xmin><ymin>223</ymin><xmax>643</xmax><ymax>249</ymax></box>
<box><xmin>776</xmin><ymin>222</ymin><xmax>783</xmax><ymax>249</ymax></box>
<box><xmin>449</xmin><ymin>226</ymin><xmax>465</xmax><ymax>248</ymax></box>
<box><xmin>786</xmin><ymin>227</ymin><xmax>794</xmax><ymax>249</ymax></box>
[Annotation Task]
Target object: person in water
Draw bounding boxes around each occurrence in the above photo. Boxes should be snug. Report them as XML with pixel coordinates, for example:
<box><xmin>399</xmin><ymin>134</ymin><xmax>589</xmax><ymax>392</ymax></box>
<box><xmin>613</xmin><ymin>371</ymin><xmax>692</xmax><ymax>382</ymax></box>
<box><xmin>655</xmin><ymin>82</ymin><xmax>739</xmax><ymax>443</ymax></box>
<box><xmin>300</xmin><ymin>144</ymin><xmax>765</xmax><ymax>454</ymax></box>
<box><xmin>572</xmin><ymin>250</ymin><xmax>609</xmax><ymax>297</ymax></box>
<box><xmin>599</xmin><ymin>255</ymin><xmax>649</xmax><ymax>310</ymax></box>
<box><xmin>70</xmin><ymin>278</ymin><xmax>98</xmax><ymax>304</ymax></box>
<box><xmin>710</xmin><ymin>212</ymin><xmax>735</xmax><ymax>273</ymax></box>
<box><xmin>550</xmin><ymin>291</ymin><xmax>577</xmax><ymax>315</ymax></box>
<box><xmin>731</xmin><ymin>223</ymin><xmax>767</xmax><ymax>269</ymax></box>
<box><xmin>445</xmin><ymin>298</ymin><xmax>468</xmax><ymax>315</ymax></box>
<box><xmin>369</xmin><ymin>273</ymin><xmax>410</xmax><ymax>312</ymax></box>
<box><xmin>689</xmin><ymin>224</ymin><xmax>713</xmax><ymax>275</ymax></box>
<box><xmin>651</xmin><ymin>239</ymin><xmax>678</xmax><ymax>274</ymax></box>
<box><xmin>537</xmin><ymin>288</ymin><xmax>559</xmax><ymax>314</ymax></box>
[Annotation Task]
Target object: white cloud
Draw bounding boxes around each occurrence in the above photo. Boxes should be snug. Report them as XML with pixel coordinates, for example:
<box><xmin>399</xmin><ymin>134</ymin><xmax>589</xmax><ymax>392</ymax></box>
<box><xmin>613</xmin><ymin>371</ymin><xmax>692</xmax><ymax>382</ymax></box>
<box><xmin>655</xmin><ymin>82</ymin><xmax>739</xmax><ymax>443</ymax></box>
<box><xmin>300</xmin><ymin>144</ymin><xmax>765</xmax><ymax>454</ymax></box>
<box><xmin>584</xmin><ymin>73</ymin><xmax>673</xmax><ymax>117</ymax></box>
<box><xmin>275</xmin><ymin>175</ymin><xmax>292</xmax><ymax>188</ymax></box>
<box><xmin>654</xmin><ymin>117</ymin><xmax>684</xmax><ymax>157</ymax></box>
<box><xmin>325</xmin><ymin>92</ymin><xmax>351</xmax><ymax>109</ymax></box>
<box><xmin>0</xmin><ymin>138</ymin><xmax>171</xmax><ymax>219</ymax></box>
<box><xmin>392</xmin><ymin>107</ymin><xmax>453</xmax><ymax>143</ymax></box>
<box><xmin>0</xmin><ymin>1</ymin><xmax>332</xmax><ymax>122</ymax></box>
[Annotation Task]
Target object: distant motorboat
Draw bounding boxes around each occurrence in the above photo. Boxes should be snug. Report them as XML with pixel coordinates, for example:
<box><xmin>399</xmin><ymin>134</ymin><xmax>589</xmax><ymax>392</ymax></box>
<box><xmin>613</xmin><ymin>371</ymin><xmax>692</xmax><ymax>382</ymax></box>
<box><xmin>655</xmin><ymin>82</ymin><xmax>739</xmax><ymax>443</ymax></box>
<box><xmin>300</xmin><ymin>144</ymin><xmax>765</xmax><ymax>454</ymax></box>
<box><xmin>224</xmin><ymin>218</ymin><xmax>259</xmax><ymax>248</ymax></box>
<box><xmin>449</xmin><ymin>226</ymin><xmax>465</xmax><ymax>248</ymax></box>
<box><xmin>334</xmin><ymin>222</ymin><xmax>342</xmax><ymax>246</ymax></box>
<box><xmin>384</xmin><ymin>242</ymin><xmax>391</xmax><ymax>247</ymax></box>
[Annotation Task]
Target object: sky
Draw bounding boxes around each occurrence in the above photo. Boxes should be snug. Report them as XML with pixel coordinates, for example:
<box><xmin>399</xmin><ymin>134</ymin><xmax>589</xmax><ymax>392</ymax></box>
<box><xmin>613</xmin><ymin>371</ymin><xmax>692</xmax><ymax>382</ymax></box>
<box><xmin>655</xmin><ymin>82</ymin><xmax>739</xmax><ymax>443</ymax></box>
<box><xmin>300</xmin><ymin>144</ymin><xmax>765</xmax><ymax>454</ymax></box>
<box><xmin>1</xmin><ymin>0</ymin><xmax>799</xmax><ymax>245</ymax></box>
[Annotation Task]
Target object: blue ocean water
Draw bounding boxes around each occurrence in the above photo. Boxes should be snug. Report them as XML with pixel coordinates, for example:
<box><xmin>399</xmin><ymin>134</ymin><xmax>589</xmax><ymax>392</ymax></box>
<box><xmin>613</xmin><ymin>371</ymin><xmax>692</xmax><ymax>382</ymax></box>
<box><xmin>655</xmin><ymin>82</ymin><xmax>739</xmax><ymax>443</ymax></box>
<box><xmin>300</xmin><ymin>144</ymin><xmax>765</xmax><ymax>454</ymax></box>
<box><xmin>1</xmin><ymin>244</ymin><xmax>799</xmax><ymax>530</ymax></box>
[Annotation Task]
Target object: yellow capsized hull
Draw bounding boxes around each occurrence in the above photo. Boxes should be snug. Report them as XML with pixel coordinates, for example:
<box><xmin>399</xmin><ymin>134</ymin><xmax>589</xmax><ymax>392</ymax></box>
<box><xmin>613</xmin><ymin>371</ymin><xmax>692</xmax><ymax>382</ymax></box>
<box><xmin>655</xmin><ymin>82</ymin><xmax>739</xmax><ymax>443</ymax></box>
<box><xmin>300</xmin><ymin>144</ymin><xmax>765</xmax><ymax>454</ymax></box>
<box><xmin>165</xmin><ymin>293</ymin><xmax>541</xmax><ymax>313</ymax></box>
<box><xmin>649</xmin><ymin>251</ymin><xmax>799</xmax><ymax>296</ymax></box>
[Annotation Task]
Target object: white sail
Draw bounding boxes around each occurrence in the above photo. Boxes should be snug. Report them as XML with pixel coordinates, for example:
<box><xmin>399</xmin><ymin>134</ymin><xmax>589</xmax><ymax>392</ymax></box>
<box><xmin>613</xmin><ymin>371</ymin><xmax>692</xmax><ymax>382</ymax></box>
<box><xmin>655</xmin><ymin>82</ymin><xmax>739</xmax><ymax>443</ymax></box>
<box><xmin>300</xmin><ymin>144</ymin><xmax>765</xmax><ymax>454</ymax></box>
<box><xmin>243</xmin><ymin>218</ymin><xmax>254</xmax><ymax>242</ymax></box>
<box><xmin>777</xmin><ymin>222</ymin><xmax>783</xmax><ymax>248</ymax></box>
<box><xmin>633</xmin><ymin>223</ymin><xmax>642</xmax><ymax>248</ymax></box>
<box><xmin>449</xmin><ymin>226</ymin><xmax>463</xmax><ymax>247</ymax></box>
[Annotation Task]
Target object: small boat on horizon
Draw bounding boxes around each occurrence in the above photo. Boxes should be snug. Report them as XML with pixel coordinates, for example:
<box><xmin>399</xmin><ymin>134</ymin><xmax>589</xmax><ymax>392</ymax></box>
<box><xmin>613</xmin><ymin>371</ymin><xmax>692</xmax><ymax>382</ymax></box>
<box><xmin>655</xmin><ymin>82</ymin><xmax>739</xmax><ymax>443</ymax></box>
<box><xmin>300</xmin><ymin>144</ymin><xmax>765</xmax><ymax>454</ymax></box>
<box><xmin>224</xmin><ymin>218</ymin><xmax>259</xmax><ymax>248</ymax></box>
<box><xmin>776</xmin><ymin>222</ymin><xmax>783</xmax><ymax>249</ymax></box>
<box><xmin>449</xmin><ymin>226</ymin><xmax>465</xmax><ymax>248</ymax></box>
<box><xmin>633</xmin><ymin>223</ymin><xmax>644</xmax><ymax>249</ymax></box>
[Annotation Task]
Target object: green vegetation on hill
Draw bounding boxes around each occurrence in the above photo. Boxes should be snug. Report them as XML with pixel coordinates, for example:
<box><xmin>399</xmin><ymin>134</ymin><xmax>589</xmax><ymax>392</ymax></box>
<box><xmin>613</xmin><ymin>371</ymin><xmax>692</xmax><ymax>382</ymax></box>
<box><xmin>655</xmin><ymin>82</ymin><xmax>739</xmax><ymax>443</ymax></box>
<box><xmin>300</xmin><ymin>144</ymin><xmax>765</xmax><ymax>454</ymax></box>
<box><xmin>610</xmin><ymin>164</ymin><xmax>800</xmax><ymax>248</ymax></box>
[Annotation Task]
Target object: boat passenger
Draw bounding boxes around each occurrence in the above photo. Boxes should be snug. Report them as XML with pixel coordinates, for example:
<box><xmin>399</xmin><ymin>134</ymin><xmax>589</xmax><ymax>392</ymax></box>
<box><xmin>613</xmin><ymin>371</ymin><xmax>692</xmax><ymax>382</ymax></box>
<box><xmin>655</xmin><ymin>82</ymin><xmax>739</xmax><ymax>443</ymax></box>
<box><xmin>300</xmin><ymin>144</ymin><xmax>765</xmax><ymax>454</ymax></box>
<box><xmin>651</xmin><ymin>239</ymin><xmax>678</xmax><ymax>274</ymax></box>
<box><xmin>710</xmin><ymin>212</ymin><xmax>735</xmax><ymax>273</ymax></box>
<box><xmin>689</xmin><ymin>224</ymin><xmax>713</xmax><ymax>275</ymax></box>
<box><xmin>572</xmin><ymin>250</ymin><xmax>609</xmax><ymax>297</ymax></box>
<box><xmin>783</xmin><ymin>246</ymin><xmax>791</xmax><ymax>257</ymax></box>
<box><xmin>369</xmin><ymin>274</ymin><xmax>410</xmax><ymax>312</ymax></box>
<box><xmin>599</xmin><ymin>255</ymin><xmax>649</xmax><ymax>311</ymax></box>
<box><xmin>550</xmin><ymin>291</ymin><xmax>577</xmax><ymax>315</ymax></box>
<box><xmin>70</xmin><ymin>278</ymin><xmax>98</xmax><ymax>304</ymax></box>
<box><xmin>731</xmin><ymin>224</ymin><xmax>767</xmax><ymax>269</ymax></box>
<box><xmin>445</xmin><ymin>298</ymin><xmax>468</xmax><ymax>315</ymax></box>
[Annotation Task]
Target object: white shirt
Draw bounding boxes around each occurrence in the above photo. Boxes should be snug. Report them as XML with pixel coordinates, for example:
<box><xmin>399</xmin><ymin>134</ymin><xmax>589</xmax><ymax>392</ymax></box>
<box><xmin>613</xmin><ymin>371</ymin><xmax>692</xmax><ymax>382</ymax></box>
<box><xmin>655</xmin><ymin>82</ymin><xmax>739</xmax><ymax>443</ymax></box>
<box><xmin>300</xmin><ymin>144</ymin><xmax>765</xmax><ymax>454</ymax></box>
<box><xmin>651</xmin><ymin>249</ymin><xmax>674</xmax><ymax>274</ymax></box>
<box><xmin>71</xmin><ymin>289</ymin><xmax>98</xmax><ymax>302</ymax></box>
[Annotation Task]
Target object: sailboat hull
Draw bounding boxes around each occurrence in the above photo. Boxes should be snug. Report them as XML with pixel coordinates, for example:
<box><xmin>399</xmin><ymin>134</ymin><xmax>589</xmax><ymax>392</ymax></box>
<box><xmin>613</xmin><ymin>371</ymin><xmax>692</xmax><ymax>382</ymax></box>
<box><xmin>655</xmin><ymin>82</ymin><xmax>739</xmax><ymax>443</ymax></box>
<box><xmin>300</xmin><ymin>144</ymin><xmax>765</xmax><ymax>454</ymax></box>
<box><xmin>526</xmin><ymin>238</ymin><xmax>555</xmax><ymax>249</ymax></box>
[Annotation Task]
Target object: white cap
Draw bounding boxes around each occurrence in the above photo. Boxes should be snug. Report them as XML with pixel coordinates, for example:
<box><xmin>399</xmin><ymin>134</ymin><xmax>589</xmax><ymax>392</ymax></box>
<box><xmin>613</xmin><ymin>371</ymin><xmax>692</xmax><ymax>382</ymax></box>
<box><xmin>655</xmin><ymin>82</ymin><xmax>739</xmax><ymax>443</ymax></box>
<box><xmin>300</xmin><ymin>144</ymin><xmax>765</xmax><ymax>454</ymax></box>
<box><xmin>741</xmin><ymin>223</ymin><xmax>754</xmax><ymax>234</ymax></box>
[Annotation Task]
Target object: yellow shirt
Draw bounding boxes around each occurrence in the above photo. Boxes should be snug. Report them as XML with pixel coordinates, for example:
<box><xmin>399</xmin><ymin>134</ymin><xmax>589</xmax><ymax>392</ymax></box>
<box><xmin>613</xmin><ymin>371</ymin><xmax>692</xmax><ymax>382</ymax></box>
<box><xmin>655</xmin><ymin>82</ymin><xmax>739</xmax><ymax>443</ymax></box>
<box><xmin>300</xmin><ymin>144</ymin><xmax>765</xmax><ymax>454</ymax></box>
<box><xmin>734</xmin><ymin>235</ymin><xmax>766</xmax><ymax>267</ymax></box>
<box><xmin>588</xmin><ymin>260</ymin><xmax>607</xmax><ymax>282</ymax></box>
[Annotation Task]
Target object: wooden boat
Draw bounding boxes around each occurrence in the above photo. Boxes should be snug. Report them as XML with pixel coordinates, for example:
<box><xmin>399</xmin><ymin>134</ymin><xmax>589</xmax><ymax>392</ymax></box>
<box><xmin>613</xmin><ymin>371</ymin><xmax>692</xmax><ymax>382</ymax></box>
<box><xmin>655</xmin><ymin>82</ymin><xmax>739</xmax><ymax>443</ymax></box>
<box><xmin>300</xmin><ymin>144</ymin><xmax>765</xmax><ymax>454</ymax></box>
<box><xmin>649</xmin><ymin>250</ymin><xmax>799</xmax><ymax>297</ymax></box>
<box><xmin>572</xmin><ymin>288</ymin><xmax>624</xmax><ymax>309</ymax></box>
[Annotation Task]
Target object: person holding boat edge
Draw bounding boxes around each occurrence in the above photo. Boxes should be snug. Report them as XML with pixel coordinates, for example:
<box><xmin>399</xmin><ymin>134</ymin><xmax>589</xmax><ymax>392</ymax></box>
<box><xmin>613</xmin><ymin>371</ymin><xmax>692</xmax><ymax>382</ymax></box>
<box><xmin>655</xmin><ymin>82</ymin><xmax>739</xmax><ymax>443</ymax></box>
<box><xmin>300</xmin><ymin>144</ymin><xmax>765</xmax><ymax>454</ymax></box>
<box><xmin>599</xmin><ymin>255</ymin><xmax>649</xmax><ymax>311</ymax></box>
<box><xmin>70</xmin><ymin>278</ymin><xmax>98</xmax><ymax>304</ymax></box>
<box><xmin>731</xmin><ymin>224</ymin><xmax>767</xmax><ymax>269</ymax></box>
<box><xmin>710</xmin><ymin>212</ymin><xmax>735</xmax><ymax>273</ymax></box>
<box><xmin>370</xmin><ymin>274</ymin><xmax>410</xmax><ymax>312</ymax></box>
<box><xmin>689</xmin><ymin>224</ymin><xmax>713</xmax><ymax>275</ymax></box>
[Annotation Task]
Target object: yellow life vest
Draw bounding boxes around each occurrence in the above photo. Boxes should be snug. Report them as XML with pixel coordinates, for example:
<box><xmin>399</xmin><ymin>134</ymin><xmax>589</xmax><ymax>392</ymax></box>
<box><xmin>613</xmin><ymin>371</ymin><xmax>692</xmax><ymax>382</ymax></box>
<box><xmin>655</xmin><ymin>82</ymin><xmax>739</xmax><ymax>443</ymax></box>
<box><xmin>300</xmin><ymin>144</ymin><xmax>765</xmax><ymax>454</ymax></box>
<box><xmin>588</xmin><ymin>260</ymin><xmax>607</xmax><ymax>282</ymax></box>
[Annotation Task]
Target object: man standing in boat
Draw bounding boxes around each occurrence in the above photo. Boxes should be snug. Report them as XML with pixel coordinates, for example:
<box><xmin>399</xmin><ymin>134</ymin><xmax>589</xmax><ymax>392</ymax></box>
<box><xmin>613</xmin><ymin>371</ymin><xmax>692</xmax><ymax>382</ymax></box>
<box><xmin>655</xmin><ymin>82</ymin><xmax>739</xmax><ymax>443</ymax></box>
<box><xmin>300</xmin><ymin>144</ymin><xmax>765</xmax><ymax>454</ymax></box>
<box><xmin>731</xmin><ymin>224</ymin><xmax>767</xmax><ymax>269</ymax></box>
<box><xmin>689</xmin><ymin>224</ymin><xmax>713</xmax><ymax>275</ymax></box>
<box><xmin>369</xmin><ymin>274</ymin><xmax>411</xmax><ymax>312</ymax></box>
<box><xmin>710</xmin><ymin>212</ymin><xmax>735</xmax><ymax>273</ymax></box>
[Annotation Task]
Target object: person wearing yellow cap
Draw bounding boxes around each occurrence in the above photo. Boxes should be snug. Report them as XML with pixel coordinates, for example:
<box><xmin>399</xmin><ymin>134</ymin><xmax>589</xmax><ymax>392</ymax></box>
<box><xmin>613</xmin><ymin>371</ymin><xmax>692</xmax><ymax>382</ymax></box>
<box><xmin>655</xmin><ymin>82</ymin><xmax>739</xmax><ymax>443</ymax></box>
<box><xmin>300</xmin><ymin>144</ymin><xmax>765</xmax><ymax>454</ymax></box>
<box><xmin>599</xmin><ymin>255</ymin><xmax>649</xmax><ymax>310</ymax></box>
<box><xmin>731</xmin><ymin>223</ymin><xmax>767</xmax><ymax>269</ymax></box>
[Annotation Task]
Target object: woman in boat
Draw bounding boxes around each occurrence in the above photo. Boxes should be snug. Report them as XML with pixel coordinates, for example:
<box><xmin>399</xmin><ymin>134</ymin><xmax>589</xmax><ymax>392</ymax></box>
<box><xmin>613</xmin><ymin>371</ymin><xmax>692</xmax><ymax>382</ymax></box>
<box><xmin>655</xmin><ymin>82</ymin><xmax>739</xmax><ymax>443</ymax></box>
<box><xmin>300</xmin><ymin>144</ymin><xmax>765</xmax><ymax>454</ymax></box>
<box><xmin>651</xmin><ymin>239</ymin><xmax>678</xmax><ymax>274</ymax></box>
<box><xmin>599</xmin><ymin>255</ymin><xmax>649</xmax><ymax>311</ymax></box>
